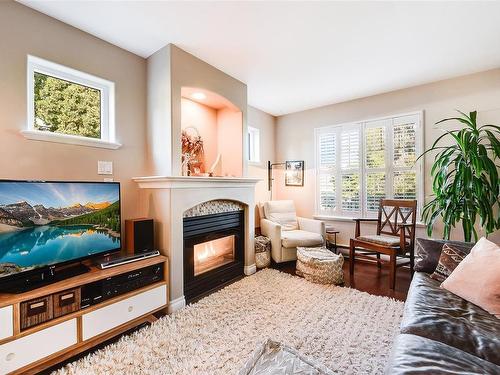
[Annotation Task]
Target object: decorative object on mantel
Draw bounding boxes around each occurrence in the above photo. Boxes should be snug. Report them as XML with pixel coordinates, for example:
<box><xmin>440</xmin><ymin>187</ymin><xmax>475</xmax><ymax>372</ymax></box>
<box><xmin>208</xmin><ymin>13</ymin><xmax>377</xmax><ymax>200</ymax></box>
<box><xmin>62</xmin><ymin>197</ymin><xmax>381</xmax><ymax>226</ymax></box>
<box><xmin>254</xmin><ymin>236</ymin><xmax>271</xmax><ymax>268</ymax></box>
<box><xmin>285</xmin><ymin>160</ymin><xmax>305</xmax><ymax>187</ymax></box>
<box><xmin>209</xmin><ymin>153</ymin><xmax>222</xmax><ymax>177</ymax></box>
<box><xmin>417</xmin><ymin>110</ymin><xmax>499</xmax><ymax>242</ymax></box>
<box><xmin>181</xmin><ymin>126</ymin><xmax>205</xmax><ymax>176</ymax></box>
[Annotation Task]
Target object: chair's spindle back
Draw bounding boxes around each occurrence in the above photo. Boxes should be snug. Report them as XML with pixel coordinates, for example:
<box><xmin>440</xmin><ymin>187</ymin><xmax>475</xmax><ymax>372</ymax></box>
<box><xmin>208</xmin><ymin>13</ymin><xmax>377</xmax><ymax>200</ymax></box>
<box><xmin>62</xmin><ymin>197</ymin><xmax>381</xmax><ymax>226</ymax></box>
<box><xmin>377</xmin><ymin>199</ymin><xmax>417</xmax><ymax>247</ymax></box>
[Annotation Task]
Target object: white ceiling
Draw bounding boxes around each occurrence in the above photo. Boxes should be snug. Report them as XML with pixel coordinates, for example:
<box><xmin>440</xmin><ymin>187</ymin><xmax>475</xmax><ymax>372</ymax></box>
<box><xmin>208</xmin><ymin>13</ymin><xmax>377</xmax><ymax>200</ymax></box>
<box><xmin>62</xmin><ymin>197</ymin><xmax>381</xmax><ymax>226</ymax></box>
<box><xmin>18</xmin><ymin>1</ymin><xmax>500</xmax><ymax>116</ymax></box>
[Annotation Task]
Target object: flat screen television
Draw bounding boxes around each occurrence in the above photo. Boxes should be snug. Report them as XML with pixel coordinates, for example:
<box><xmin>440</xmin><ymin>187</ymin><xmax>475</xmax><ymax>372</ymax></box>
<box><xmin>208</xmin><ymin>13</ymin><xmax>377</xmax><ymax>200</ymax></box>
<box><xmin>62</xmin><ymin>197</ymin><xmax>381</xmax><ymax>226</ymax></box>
<box><xmin>0</xmin><ymin>180</ymin><xmax>121</xmax><ymax>291</ymax></box>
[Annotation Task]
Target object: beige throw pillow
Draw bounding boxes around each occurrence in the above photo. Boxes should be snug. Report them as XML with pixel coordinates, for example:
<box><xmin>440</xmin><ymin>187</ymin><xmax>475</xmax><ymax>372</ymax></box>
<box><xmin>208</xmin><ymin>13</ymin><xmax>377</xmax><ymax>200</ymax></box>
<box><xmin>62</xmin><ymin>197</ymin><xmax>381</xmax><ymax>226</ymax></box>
<box><xmin>441</xmin><ymin>237</ymin><xmax>500</xmax><ymax>318</ymax></box>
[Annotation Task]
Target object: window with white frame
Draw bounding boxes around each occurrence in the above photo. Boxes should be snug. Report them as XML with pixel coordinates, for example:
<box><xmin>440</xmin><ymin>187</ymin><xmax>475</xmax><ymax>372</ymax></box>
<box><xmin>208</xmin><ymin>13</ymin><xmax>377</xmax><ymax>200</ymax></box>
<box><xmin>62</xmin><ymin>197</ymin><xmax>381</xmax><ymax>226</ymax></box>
<box><xmin>23</xmin><ymin>55</ymin><xmax>119</xmax><ymax>149</ymax></box>
<box><xmin>247</xmin><ymin>126</ymin><xmax>260</xmax><ymax>163</ymax></box>
<box><xmin>315</xmin><ymin>112</ymin><xmax>423</xmax><ymax>217</ymax></box>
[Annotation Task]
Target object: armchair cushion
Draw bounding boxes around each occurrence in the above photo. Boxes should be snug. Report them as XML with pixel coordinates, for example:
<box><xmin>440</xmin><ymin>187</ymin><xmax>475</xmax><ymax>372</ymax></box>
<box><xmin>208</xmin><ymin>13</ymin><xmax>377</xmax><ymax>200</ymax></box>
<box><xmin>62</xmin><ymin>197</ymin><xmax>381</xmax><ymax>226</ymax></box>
<box><xmin>281</xmin><ymin>230</ymin><xmax>324</xmax><ymax>248</ymax></box>
<box><xmin>297</xmin><ymin>217</ymin><xmax>325</xmax><ymax>236</ymax></box>
<box><xmin>263</xmin><ymin>200</ymin><xmax>298</xmax><ymax>231</ymax></box>
<box><xmin>357</xmin><ymin>234</ymin><xmax>407</xmax><ymax>247</ymax></box>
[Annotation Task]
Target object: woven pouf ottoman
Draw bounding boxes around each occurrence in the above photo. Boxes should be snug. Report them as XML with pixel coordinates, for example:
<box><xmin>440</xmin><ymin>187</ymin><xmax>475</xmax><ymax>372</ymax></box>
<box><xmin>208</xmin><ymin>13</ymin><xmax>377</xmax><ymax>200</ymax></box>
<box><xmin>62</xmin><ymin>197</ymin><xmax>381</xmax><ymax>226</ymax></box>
<box><xmin>255</xmin><ymin>236</ymin><xmax>271</xmax><ymax>268</ymax></box>
<box><xmin>296</xmin><ymin>247</ymin><xmax>344</xmax><ymax>285</ymax></box>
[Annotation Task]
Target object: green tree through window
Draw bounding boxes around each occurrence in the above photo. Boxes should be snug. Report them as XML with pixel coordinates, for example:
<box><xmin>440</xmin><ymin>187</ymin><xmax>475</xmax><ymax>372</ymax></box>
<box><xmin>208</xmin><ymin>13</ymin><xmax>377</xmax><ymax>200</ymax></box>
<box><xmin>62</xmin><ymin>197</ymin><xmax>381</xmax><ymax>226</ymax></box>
<box><xmin>34</xmin><ymin>72</ymin><xmax>101</xmax><ymax>138</ymax></box>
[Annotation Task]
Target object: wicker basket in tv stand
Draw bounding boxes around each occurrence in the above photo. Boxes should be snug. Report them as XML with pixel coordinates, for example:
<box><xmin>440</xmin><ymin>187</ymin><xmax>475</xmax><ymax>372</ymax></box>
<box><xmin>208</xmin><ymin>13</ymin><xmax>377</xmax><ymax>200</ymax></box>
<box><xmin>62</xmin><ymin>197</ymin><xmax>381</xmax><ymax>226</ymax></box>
<box><xmin>0</xmin><ymin>256</ymin><xmax>169</xmax><ymax>375</ymax></box>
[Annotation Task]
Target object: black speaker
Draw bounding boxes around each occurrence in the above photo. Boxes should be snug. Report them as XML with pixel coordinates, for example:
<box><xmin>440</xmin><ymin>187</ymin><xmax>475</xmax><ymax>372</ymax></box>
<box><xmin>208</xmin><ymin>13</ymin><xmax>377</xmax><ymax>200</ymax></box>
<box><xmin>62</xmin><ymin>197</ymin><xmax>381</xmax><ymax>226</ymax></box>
<box><xmin>125</xmin><ymin>218</ymin><xmax>154</xmax><ymax>253</ymax></box>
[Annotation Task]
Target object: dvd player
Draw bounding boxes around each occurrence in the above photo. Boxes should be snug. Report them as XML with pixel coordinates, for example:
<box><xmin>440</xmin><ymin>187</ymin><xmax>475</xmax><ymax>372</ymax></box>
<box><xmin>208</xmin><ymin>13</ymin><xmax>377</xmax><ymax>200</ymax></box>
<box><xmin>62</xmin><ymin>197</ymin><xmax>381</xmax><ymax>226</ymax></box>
<box><xmin>96</xmin><ymin>250</ymin><xmax>160</xmax><ymax>269</ymax></box>
<box><xmin>81</xmin><ymin>263</ymin><xmax>164</xmax><ymax>308</ymax></box>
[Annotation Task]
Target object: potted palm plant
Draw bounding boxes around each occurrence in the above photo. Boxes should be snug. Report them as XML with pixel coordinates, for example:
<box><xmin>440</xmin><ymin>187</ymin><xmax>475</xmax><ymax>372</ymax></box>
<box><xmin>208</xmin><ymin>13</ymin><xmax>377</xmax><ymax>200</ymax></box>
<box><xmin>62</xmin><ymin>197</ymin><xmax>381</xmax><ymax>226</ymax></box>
<box><xmin>419</xmin><ymin>110</ymin><xmax>499</xmax><ymax>242</ymax></box>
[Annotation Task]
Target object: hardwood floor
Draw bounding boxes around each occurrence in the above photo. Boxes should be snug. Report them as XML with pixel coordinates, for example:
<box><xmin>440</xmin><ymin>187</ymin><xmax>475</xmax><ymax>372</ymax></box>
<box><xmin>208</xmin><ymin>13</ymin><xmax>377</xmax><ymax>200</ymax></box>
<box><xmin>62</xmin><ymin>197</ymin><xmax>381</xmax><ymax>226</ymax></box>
<box><xmin>272</xmin><ymin>256</ymin><xmax>411</xmax><ymax>301</ymax></box>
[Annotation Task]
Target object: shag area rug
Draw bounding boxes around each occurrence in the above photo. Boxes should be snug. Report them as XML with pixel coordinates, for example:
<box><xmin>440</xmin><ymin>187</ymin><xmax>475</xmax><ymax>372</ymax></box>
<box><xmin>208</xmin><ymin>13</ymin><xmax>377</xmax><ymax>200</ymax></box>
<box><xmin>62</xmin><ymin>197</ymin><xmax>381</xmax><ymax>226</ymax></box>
<box><xmin>55</xmin><ymin>269</ymin><xmax>404</xmax><ymax>375</ymax></box>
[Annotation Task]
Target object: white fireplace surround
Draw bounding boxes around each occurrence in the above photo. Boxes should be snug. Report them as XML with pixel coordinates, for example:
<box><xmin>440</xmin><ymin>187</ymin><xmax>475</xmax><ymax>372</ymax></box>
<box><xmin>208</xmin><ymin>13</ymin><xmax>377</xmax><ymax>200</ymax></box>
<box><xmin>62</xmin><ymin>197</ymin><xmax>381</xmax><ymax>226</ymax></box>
<box><xmin>133</xmin><ymin>176</ymin><xmax>260</xmax><ymax>312</ymax></box>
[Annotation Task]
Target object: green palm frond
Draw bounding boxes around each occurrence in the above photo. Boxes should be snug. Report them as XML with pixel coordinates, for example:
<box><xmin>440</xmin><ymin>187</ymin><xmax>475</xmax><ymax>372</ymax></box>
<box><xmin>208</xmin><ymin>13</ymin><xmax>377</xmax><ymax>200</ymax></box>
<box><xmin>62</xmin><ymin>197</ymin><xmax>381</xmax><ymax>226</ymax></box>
<box><xmin>421</xmin><ymin>110</ymin><xmax>500</xmax><ymax>242</ymax></box>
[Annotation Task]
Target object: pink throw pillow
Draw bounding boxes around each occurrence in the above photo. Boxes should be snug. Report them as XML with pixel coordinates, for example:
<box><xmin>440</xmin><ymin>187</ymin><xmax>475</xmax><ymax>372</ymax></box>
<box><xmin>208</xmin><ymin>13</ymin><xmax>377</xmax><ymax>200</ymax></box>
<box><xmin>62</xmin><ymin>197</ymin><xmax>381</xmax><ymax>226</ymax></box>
<box><xmin>441</xmin><ymin>237</ymin><xmax>500</xmax><ymax>318</ymax></box>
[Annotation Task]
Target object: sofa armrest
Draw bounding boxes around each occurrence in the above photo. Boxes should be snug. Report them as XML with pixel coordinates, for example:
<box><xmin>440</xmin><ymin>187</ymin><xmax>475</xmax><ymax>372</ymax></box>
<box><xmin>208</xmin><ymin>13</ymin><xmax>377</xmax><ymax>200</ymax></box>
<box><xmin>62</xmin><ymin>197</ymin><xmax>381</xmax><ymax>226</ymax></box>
<box><xmin>260</xmin><ymin>219</ymin><xmax>282</xmax><ymax>258</ymax></box>
<box><xmin>297</xmin><ymin>217</ymin><xmax>325</xmax><ymax>238</ymax></box>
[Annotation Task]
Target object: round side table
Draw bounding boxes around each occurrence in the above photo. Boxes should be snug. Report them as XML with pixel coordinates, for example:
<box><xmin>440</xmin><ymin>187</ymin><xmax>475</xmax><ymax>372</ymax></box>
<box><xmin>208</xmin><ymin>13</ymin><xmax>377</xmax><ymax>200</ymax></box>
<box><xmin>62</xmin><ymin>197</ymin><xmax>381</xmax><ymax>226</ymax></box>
<box><xmin>325</xmin><ymin>227</ymin><xmax>340</xmax><ymax>254</ymax></box>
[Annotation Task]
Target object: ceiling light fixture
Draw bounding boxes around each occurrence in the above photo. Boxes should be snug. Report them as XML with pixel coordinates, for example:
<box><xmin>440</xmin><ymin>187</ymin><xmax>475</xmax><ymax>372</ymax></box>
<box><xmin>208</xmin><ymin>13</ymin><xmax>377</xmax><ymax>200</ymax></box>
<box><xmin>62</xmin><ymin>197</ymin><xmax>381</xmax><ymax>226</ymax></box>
<box><xmin>191</xmin><ymin>92</ymin><xmax>206</xmax><ymax>100</ymax></box>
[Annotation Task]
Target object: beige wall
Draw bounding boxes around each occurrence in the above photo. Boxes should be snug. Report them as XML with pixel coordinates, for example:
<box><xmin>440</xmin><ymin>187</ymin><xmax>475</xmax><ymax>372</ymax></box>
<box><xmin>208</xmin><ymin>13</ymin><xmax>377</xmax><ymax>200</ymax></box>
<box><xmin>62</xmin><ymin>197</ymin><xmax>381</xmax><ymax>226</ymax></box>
<box><xmin>0</xmin><ymin>1</ymin><xmax>147</xmax><ymax>232</ymax></box>
<box><xmin>275</xmin><ymin>69</ymin><xmax>500</xmax><ymax>244</ymax></box>
<box><xmin>216</xmin><ymin>108</ymin><xmax>243</xmax><ymax>177</ymax></box>
<box><xmin>181</xmin><ymin>98</ymin><xmax>218</xmax><ymax>171</ymax></box>
<box><xmin>247</xmin><ymin>106</ymin><xmax>276</xmax><ymax>225</ymax></box>
<box><xmin>147</xmin><ymin>44</ymin><xmax>248</xmax><ymax>177</ymax></box>
<box><xmin>146</xmin><ymin>45</ymin><xmax>172</xmax><ymax>176</ymax></box>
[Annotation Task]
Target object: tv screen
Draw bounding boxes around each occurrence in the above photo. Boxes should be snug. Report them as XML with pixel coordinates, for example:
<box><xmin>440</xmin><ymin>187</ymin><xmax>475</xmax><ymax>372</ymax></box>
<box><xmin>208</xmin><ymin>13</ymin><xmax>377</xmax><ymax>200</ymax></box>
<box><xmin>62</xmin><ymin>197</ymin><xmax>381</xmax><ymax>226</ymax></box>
<box><xmin>0</xmin><ymin>181</ymin><xmax>121</xmax><ymax>280</ymax></box>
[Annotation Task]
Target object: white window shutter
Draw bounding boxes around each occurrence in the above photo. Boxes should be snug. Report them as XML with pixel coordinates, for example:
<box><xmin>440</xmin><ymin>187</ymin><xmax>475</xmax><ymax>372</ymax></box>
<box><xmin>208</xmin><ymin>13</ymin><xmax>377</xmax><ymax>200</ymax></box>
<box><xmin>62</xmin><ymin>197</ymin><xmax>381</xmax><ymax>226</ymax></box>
<box><xmin>340</xmin><ymin>126</ymin><xmax>360</xmax><ymax>212</ymax></box>
<box><xmin>393</xmin><ymin>171</ymin><xmax>417</xmax><ymax>200</ymax></box>
<box><xmin>317</xmin><ymin>132</ymin><xmax>336</xmax><ymax>213</ymax></box>
<box><xmin>365</xmin><ymin>126</ymin><xmax>385</xmax><ymax>169</ymax></box>
<box><xmin>319</xmin><ymin>133</ymin><xmax>336</xmax><ymax>167</ymax></box>
<box><xmin>366</xmin><ymin>172</ymin><xmax>386</xmax><ymax>212</ymax></box>
<box><xmin>341</xmin><ymin>128</ymin><xmax>360</xmax><ymax>170</ymax></box>
<box><xmin>393</xmin><ymin>118</ymin><xmax>416</xmax><ymax>168</ymax></box>
<box><xmin>341</xmin><ymin>173</ymin><xmax>360</xmax><ymax>211</ymax></box>
<box><xmin>315</xmin><ymin>112</ymin><xmax>421</xmax><ymax>218</ymax></box>
<box><xmin>319</xmin><ymin>174</ymin><xmax>335</xmax><ymax>211</ymax></box>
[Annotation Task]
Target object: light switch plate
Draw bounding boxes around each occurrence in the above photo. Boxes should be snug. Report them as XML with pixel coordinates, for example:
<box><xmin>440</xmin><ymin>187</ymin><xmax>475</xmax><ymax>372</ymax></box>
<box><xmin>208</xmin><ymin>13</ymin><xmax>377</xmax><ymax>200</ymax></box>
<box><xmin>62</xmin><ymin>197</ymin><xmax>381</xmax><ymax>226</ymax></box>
<box><xmin>98</xmin><ymin>161</ymin><xmax>113</xmax><ymax>175</ymax></box>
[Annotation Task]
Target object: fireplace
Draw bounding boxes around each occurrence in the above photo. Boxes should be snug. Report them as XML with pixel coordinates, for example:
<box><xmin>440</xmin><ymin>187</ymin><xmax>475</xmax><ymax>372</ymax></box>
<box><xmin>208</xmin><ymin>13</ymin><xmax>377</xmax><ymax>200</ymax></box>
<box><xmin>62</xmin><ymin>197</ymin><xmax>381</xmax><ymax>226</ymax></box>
<box><xmin>184</xmin><ymin>210</ymin><xmax>244</xmax><ymax>303</ymax></box>
<box><xmin>194</xmin><ymin>235</ymin><xmax>235</xmax><ymax>276</ymax></box>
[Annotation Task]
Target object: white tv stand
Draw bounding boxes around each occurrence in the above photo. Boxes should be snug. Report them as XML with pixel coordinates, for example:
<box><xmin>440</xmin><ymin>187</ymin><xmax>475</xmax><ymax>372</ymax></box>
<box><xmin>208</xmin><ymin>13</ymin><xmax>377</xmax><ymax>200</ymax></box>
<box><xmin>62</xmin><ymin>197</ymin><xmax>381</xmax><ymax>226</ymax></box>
<box><xmin>0</xmin><ymin>256</ymin><xmax>168</xmax><ymax>374</ymax></box>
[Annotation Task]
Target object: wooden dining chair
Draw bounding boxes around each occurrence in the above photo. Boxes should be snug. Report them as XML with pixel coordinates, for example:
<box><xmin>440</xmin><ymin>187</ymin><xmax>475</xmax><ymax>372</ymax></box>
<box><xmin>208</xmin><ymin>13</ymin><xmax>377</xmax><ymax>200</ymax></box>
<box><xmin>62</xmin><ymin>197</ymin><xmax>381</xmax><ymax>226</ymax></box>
<box><xmin>349</xmin><ymin>199</ymin><xmax>417</xmax><ymax>290</ymax></box>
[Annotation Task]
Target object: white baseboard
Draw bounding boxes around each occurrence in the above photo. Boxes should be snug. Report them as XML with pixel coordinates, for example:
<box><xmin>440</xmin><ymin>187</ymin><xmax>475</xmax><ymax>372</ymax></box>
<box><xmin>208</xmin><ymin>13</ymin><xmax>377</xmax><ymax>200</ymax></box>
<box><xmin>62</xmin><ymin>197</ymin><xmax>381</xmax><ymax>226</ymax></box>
<box><xmin>168</xmin><ymin>296</ymin><xmax>186</xmax><ymax>313</ymax></box>
<box><xmin>244</xmin><ymin>264</ymin><xmax>257</xmax><ymax>275</ymax></box>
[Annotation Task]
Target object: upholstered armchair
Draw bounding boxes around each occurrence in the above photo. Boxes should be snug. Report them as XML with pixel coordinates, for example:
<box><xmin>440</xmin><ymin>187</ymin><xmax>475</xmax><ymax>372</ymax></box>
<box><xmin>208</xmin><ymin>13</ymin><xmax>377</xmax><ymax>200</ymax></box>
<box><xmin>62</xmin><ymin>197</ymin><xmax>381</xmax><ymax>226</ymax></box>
<box><xmin>259</xmin><ymin>200</ymin><xmax>325</xmax><ymax>263</ymax></box>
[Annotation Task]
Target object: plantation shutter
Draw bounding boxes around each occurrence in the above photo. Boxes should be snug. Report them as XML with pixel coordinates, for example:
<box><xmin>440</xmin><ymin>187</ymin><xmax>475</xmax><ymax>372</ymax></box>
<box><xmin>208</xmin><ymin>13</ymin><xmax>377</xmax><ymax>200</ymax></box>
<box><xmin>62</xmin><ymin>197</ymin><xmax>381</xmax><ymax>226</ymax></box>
<box><xmin>340</xmin><ymin>126</ymin><xmax>360</xmax><ymax>212</ymax></box>
<box><xmin>315</xmin><ymin>112</ymin><xmax>421</xmax><ymax>218</ymax></box>
<box><xmin>392</xmin><ymin>115</ymin><xmax>418</xmax><ymax>200</ymax></box>
<box><xmin>318</xmin><ymin>132</ymin><xmax>336</xmax><ymax>213</ymax></box>
<box><xmin>364</xmin><ymin>122</ymin><xmax>387</xmax><ymax>212</ymax></box>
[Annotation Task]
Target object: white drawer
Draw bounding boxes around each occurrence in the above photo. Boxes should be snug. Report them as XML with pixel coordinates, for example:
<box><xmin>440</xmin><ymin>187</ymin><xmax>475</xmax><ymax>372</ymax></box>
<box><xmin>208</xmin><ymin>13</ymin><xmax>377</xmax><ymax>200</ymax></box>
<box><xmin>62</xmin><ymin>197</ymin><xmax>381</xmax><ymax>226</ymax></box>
<box><xmin>0</xmin><ymin>306</ymin><xmax>13</xmax><ymax>340</ymax></box>
<box><xmin>82</xmin><ymin>284</ymin><xmax>166</xmax><ymax>341</ymax></box>
<box><xmin>0</xmin><ymin>319</ymin><xmax>77</xmax><ymax>375</ymax></box>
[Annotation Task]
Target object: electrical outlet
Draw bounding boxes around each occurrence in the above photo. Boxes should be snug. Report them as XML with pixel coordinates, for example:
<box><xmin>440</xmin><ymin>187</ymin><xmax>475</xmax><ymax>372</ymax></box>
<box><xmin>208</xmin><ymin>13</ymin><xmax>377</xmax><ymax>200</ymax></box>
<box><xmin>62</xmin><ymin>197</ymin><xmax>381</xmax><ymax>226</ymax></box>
<box><xmin>97</xmin><ymin>161</ymin><xmax>113</xmax><ymax>175</ymax></box>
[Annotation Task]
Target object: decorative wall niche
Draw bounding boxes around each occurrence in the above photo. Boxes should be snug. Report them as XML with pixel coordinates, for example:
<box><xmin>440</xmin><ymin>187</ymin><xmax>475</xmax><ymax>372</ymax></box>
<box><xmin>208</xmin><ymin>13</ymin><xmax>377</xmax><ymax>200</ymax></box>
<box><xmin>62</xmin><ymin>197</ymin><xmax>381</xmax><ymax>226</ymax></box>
<box><xmin>181</xmin><ymin>87</ymin><xmax>243</xmax><ymax>177</ymax></box>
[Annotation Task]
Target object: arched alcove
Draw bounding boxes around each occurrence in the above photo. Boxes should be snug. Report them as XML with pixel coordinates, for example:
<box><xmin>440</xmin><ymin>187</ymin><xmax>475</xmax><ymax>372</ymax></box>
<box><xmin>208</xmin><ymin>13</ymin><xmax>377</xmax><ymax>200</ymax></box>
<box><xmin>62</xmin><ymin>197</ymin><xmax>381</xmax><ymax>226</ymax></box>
<box><xmin>180</xmin><ymin>87</ymin><xmax>243</xmax><ymax>178</ymax></box>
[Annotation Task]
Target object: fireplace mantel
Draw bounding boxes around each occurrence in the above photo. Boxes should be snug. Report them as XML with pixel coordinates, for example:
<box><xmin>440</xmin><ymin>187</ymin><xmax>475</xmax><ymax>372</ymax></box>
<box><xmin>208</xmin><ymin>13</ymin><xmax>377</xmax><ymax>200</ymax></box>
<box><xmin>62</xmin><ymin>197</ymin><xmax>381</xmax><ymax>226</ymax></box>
<box><xmin>133</xmin><ymin>176</ymin><xmax>261</xmax><ymax>189</ymax></box>
<box><xmin>134</xmin><ymin>175</ymin><xmax>260</xmax><ymax>313</ymax></box>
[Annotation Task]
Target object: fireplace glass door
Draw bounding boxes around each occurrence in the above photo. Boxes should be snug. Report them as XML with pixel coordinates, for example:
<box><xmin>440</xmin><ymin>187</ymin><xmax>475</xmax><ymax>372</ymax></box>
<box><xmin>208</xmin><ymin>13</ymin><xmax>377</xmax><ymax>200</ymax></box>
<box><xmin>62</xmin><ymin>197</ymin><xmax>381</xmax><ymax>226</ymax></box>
<box><xmin>194</xmin><ymin>235</ymin><xmax>235</xmax><ymax>276</ymax></box>
<box><xmin>183</xmin><ymin>210</ymin><xmax>244</xmax><ymax>303</ymax></box>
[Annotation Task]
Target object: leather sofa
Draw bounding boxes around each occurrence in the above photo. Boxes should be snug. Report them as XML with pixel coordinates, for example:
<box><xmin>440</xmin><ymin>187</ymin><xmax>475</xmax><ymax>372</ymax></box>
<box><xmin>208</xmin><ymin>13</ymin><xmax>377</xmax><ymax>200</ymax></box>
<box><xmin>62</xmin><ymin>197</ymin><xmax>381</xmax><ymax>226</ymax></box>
<box><xmin>386</xmin><ymin>238</ymin><xmax>500</xmax><ymax>374</ymax></box>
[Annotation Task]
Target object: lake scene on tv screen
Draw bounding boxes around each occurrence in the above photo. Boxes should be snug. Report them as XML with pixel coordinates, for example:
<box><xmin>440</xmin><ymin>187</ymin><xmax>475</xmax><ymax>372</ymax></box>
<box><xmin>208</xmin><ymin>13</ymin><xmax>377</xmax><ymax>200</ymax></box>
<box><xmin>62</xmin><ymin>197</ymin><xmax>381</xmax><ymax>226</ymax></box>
<box><xmin>0</xmin><ymin>182</ymin><xmax>120</xmax><ymax>278</ymax></box>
